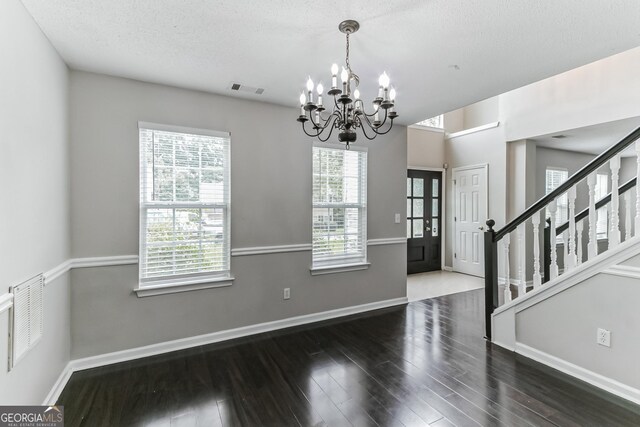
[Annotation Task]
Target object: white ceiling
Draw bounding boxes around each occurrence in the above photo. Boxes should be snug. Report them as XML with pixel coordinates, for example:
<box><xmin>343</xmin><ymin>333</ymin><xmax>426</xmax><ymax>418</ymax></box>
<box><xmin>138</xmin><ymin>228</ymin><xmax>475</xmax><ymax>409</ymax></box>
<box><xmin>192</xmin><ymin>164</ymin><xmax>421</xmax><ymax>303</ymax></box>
<box><xmin>20</xmin><ymin>0</ymin><xmax>640</xmax><ymax>125</ymax></box>
<box><xmin>531</xmin><ymin>116</ymin><xmax>640</xmax><ymax>156</ymax></box>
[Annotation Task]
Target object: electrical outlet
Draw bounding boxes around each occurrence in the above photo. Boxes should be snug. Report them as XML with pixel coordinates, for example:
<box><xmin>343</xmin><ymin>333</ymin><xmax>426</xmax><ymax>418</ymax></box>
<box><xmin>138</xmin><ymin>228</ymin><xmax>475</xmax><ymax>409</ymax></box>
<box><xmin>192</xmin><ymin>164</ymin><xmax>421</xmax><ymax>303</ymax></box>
<box><xmin>283</xmin><ymin>288</ymin><xmax>291</xmax><ymax>300</ymax></box>
<box><xmin>394</xmin><ymin>213</ymin><xmax>401</xmax><ymax>224</ymax></box>
<box><xmin>597</xmin><ymin>328</ymin><xmax>611</xmax><ymax>347</ymax></box>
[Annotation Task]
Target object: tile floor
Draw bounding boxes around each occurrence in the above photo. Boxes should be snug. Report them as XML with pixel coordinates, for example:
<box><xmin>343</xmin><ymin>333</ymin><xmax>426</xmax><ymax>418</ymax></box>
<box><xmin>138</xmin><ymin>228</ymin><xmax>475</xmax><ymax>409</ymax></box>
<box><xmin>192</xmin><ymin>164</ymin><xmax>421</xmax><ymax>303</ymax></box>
<box><xmin>406</xmin><ymin>270</ymin><xmax>484</xmax><ymax>302</ymax></box>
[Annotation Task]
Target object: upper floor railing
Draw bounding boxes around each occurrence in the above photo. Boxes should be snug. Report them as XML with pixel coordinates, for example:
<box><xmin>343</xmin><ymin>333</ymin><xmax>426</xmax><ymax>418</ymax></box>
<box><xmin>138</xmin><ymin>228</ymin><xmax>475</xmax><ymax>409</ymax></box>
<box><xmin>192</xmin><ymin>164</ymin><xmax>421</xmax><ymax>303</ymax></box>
<box><xmin>483</xmin><ymin>126</ymin><xmax>640</xmax><ymax>339</ymax></box>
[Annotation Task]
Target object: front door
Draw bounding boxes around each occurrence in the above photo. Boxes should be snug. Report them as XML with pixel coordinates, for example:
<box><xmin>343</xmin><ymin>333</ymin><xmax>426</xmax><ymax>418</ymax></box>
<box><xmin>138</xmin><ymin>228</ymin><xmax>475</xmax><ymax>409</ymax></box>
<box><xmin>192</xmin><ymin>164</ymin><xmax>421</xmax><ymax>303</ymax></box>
<box><xmin>453</xmin><ymin>165</ymin><xmax>488</xmax><ymax>277</ymax></box>
<box><xmin>407</xmin><ymin>169</ymin><xmax>442</xmax><ymax>274</ymax></box>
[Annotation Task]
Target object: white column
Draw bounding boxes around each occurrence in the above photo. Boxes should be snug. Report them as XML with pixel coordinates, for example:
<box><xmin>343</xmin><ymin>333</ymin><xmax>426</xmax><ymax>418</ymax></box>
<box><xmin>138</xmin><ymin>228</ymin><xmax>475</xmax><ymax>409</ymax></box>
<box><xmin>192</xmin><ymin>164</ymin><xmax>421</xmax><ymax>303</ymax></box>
<box><xmin>576</xmin><ymin>220</ymin><xmax>583</xmax><ymax>266</ymax></box>
<box><xmin>517</xmin><ymin>224</ymin><xmax>526</xmax><ymax>298</ymax></box>
<box><xmin>566</xmin><ymin>186</ymin><xmax>577</xmax><ymax>271</ymax></box>
<box><xmin>625</xmin><ymin>191</ymin><xmax>632</xmax><ymax>242</ymax></box>
<box><xmin>610</xmin><ymin>155</ymin><xmax>621</xmax><ymax>248</ymax></box>
<box><xmin>587</xmin><ymin>172</ymin><xmax>598</xmax><ymax>260</ymax></box>
<box><xmin>503</xmin><ymin>233</ymin><xmax>511</xmax><ymax>304</ymax></box>
<box><xmin>532</xmin><ymin>211</ymin><xmax>542</xmax><ymax>289</ymax></box>
<box><xmin>548</xmin><ymin>200</ymin><xmax>559</xmax><ymax>280</ymax></box>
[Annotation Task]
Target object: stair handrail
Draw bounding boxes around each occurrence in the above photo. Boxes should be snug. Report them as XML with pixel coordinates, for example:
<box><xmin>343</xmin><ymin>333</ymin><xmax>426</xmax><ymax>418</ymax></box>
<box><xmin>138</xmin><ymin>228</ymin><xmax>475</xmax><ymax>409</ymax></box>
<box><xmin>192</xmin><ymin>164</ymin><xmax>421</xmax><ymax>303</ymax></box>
<box><xmin>555</xmin><ymin>177</ymin><xmax>637</xmax><ymax>235</ymax></box>
<box><xmin>483</xmin><ymin>125</ymin><xmax>640</xmax><ymax>339</ymax></box>
<box><xmin>494</xmin><ymin>126</ymin><xmax>640</xmax><ymax>241</ymax></box>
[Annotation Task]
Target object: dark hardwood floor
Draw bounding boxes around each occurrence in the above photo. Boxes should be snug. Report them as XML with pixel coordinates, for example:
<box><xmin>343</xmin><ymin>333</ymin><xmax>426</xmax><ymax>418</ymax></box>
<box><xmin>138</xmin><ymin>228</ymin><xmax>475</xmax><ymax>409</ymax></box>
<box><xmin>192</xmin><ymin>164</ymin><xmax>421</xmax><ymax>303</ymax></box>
<box><xmin>58</xmin><ymin>289</ymin><xmax>640</xmax><ymax>426</ymax></box>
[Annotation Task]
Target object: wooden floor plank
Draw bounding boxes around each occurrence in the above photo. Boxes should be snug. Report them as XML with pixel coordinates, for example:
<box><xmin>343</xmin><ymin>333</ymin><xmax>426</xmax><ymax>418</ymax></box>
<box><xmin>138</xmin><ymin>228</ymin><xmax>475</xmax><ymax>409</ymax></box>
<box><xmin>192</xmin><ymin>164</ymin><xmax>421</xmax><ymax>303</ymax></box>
<box><xmin>58</xmin><ymin>289</ymin><xmax>640</xmax><ymax>426</ymax></box>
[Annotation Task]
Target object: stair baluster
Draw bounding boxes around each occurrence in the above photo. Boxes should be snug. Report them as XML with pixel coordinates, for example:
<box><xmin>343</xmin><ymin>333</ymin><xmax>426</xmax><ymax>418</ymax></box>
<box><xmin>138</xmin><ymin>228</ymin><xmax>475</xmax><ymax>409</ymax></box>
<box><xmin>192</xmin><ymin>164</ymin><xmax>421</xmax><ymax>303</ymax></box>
<box><xmin>549</xmin><ymin>200</ymin><xmax>559</xmax><ymax>279</ymax></box>
<box><xmin>503</xmin><ymin>233</ymin><xmax>511</xmax><ymax>304</ymax></box>
<box><xmin>576</xmin><ymin>220</ymin><xmax>583</xmax><ymax>266</ymax></box>
<box><xmin>517</xmin><ymin>224</ymin><xmax>526</xmax><ymax>297</ymax></box>
<box><xmin>567</xmin><ymin>186</ymin><xmax>577</xmax><ymax>270</ymax></box>
<box><xmin>532</xmin><ymin>211</ymin><xmax>542</xmax><ymax>288</ymax></box>
<box><xmin>610</xmin><ymin>155</ymin><xmax>621</xmax><ymax>247</ymax></box>
<box><xmin>587</xmin><ymin>173</ymin><xmax>598</xmax><ymax>259</ymax></box>
<box><xmin>625</xmin><ymin>191</ymin><xmax>632</xmax><ymax>242</ymax></box>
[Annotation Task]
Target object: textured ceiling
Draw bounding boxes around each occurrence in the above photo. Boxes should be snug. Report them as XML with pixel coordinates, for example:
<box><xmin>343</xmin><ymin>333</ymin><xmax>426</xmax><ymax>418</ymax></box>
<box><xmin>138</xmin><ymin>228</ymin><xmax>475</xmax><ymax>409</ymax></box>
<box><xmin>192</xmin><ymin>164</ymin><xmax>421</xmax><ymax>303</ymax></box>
<box><xmin>20</xmin><ymin>0</ymin><xmax>640</xmax><ymax>125</ymax></box>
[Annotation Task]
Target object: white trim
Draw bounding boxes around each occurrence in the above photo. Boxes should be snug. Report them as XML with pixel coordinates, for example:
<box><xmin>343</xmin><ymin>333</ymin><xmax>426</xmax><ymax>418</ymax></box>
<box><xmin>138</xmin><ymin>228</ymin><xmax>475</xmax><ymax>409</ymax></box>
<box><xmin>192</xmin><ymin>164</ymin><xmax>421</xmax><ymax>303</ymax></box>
<box><xmin>42</xmin><ymin>362</ymin><xmax>73</xmax><ymax>405</ymax></box>
<box><xmin>515</xmin><ymin>343</ymin><xmax>640</xmax><ymax>406</ymax></box>
<box><xmin>73</xmin><ymin>255</ymin><xmax>138</xmax><ymax>269</ymax></box>
<box><xmin>45</xmin><ymin>296</ymin><xmax>408</xmax><ymax>402</ymax></box>
<box><xmin>134</xmin><ymin>276</ymin><xmax>234</xmax><ymax>297</ymax></box>
<box><xmin>0</xmin><ymin>293</ymin><xmax>13</xmax><ymax>315</ymax></box>
<box><xmin>310</xmin><ymin>262</ymin><xmax>371</xmax><ymax>275</ymax></box>
<box><xmin>407</xmin><ymin>166</ymin><xmax>445</xmax><ymax>172</ymax></box>
<box><xmin>492</xmin><ymin>235</ymin><xmax>640</xmax><ymax>316</ymax></box>
<box><xmin>138</xmin><ymin>121</ymin><xmax>230</xmax><ymax>138</ymax></box>
<box><xmin>232</xmin><ymin>244</ymin><xmax>312</xmax><ymax>256</ymax></box>
<box><xmin>602</xmin><ymin>264</ymin><xmax>640</xmax><ymax>279</ymax></box>
<box><xmin>446</xmin><ymin>122</ymin><xmax>500</xmax><ymax>139</ymax></box>
<box><xmin>43</xmin><ymin>260</ymin><xmax>72</xmax><ymax>284</ymax></box>
<box><xmin>367</xmin><ymin>237</ymin><xmax>407</xmax><ymax>246</ymax></box>
<box><xmin>407</xmin><ymin>124</ymin><xmax>445</xmax><ymax>133</ymax></box>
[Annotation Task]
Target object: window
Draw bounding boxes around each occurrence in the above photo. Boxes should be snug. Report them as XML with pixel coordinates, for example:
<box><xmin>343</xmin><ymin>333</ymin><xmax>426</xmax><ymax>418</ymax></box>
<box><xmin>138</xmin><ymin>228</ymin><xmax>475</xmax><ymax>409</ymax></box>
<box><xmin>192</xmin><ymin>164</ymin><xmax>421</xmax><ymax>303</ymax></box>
<box><xmin>415</xmin><ymin>115</ymin><xmax>443</xmax><ymax>129</ymax></box>
<box><xmin>595</xmin><ymin>173</ymin><xmax>609</xmax><ymax>239</ymax></box>
<box><xmin>139</xmin><ymin>123</ymin><xmax>231</xmax><ymax>289</ymax></box>
<box><xmin>546</xmin><ymin>168</ymin><xmax>569</xmax><ymax>241</ymax></box>
<box><xmin>312</xmin><ymin>145</ymin><xmax>367</xmax><ymax>269</ymax></box>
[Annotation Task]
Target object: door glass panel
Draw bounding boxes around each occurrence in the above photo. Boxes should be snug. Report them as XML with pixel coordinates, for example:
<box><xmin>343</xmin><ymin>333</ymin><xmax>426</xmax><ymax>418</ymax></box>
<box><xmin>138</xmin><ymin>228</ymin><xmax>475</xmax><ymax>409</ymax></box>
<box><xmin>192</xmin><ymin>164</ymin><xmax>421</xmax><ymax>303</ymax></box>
<box><xmin>432</xmin><ymin>199</ymin><xmax>438</xmax><ymax>217</ymax></box>
<box><xmin>432</xmin><ymin>218</ymin><xmax>439</xmax><ymax>237</ymax></box>
<box><xmin>407</xmin><ymin>220</ymin><xmax>411</xmax><ymax>238</ymax></box>
<box><xmin>432</xmin><ymin>179</ymin><xmax>439</xmax><ymax>197</ymax></box>
<box><xmin>413</xmin><ymin>199</ymin><xmax>424</xmax><ymax>218</ymax></box>
<box><xmin>412</xmin><ymin>219</ymin><xmax>423</xmax><ymax>238</ymax></box>
<box><xmin>407</xmin><ymin>199</ymin><xmax>411</xmax><ymax>217</ymax></box>
<box><xmin>413</xmin><ymin>178</ymin><xmax>424</xmax><ymax>197</ymax></box>
<box><xmin>407</xmin><ymin>178</ymin><xmax>412</xmax><ymax>196</ymax></box>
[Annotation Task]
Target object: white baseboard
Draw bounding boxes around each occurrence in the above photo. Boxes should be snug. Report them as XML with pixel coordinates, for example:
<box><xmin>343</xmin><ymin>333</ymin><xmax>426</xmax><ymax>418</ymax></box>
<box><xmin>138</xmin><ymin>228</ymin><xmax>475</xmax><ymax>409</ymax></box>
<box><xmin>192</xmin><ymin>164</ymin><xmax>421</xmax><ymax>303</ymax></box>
<box><xmin>43</xmin><ymin>296</ymin><xmax>408</xmax><ymax>404</ymax></box>
<box><xmin>42</xmin><ymin>362</ymin><xmax>73</xmax><ymax>405</ymax></box>
<box><xmin>443</xmin><ymin>266</ymin><xmax>453</xmax><ymax>272</ymax></box>
<box><xmin>515</xmin><ymin>343</ymin><xmax>640</xmax><ymax>406</ymax></box>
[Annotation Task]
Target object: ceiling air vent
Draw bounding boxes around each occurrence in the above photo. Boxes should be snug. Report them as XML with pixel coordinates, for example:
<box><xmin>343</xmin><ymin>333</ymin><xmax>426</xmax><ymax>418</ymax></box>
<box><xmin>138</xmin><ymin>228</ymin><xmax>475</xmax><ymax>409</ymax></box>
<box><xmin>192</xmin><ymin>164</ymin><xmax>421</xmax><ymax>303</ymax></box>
<box><xmin>552</xmin><ymin>134</ymin><xmax>567</xmax><ymax>139</ymax></box>
<box><xmin>229</xmin><ymin>82</ymin><xmax>264</xmax><ymax>95</ymax></box>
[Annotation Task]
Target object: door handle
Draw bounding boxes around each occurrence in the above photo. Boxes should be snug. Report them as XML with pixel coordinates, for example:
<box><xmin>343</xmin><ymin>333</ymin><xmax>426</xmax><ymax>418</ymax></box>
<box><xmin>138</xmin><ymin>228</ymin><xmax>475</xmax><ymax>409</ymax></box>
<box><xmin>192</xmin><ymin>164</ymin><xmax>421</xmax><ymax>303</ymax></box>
<box><xmin>425</xmin><ymin>227</ymin><xmax>431</xmax><ymax>232</ymax></box>
<box><xmin>478</xmin><ymin>226</ymin><xmax>484</xmax><ymax>231</ymax></box>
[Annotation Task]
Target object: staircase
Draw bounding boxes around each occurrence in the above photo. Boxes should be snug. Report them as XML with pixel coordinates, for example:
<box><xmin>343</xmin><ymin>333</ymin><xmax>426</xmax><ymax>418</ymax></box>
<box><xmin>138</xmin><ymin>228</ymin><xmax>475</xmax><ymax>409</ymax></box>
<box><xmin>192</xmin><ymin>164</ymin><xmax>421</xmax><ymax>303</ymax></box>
<box><xmin>484</xmin><ymin>126</ymin><xmax>640</xmax><ymax>405</ymax></box>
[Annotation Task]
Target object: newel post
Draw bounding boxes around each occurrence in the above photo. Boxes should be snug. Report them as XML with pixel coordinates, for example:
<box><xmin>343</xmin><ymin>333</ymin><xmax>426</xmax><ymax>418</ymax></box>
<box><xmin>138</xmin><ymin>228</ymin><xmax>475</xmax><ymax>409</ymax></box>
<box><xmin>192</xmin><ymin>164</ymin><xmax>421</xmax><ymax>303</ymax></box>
<box><xmin>484</xmin><ymin>219</ymin><xmax>498</xmax><ymax>340</ymax></box>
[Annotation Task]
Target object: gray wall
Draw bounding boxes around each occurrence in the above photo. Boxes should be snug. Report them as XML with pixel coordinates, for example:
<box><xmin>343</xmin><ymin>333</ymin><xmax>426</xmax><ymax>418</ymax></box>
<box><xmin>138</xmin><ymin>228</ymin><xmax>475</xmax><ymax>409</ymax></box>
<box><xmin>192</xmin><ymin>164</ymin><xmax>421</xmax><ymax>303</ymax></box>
<box><xmin>443</xmin><ymin>125</ymin><xmax>507</xmax><ymax>268</ymax></box>
<box><xmin>517</xmin><ymin>270</ymin><xmax>640</xmax><ymax>390</ymax></box>
<box><xmin>0</xmin><ymin>0</ymin><xmax>70</xmax><ymax>404</ymax></box>
<box><xmin>69</xmin><ymin>71</ymin><xmax>407</xmax><ymax>358</ymax></box>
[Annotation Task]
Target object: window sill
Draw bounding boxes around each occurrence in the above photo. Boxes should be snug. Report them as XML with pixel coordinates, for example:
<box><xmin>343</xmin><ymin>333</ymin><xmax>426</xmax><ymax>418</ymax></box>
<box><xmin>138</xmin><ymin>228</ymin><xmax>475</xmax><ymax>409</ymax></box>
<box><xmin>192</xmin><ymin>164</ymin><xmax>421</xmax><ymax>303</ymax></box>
<box><xmin>134</xmin><ymin>276</ymin><xmax>234</xmax><ymax>297</ymax></box>
<box><xmin>310</xmin><ymin>262</ymin><xmax>370</xmax><ymax>276</ymax></box>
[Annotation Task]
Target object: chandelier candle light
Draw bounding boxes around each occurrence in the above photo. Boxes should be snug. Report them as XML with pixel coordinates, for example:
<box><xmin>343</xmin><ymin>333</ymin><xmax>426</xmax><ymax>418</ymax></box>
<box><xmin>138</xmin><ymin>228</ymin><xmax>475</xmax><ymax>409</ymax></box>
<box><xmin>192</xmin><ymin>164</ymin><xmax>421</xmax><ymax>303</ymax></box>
<box><xmin>297</xmin><ymin>19</ymin><xmax>398</xmax><ymax>148</ymax></box>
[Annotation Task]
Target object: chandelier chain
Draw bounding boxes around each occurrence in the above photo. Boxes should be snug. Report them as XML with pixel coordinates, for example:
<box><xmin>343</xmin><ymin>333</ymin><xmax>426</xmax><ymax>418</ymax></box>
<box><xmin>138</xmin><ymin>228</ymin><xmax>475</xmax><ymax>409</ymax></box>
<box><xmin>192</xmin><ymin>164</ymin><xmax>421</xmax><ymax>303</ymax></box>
<box><xmin>345</xmin><ymin>33</ymin><xmax>359</xmax><ymax>87</ymax></box>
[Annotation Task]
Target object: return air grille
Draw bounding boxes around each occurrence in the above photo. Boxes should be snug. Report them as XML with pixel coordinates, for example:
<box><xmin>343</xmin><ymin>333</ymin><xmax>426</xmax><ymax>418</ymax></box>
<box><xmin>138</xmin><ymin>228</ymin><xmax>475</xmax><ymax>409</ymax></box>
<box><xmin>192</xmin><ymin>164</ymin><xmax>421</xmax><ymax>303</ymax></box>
<box><xmin>9</xmin><ymin>274</ymin><xmax>44</xmax><ymax>369</ymax></box>
<box><xmin>229</xmin><ymin>82</ymin><xmax>264</xmax><ymax>95</ymax></box>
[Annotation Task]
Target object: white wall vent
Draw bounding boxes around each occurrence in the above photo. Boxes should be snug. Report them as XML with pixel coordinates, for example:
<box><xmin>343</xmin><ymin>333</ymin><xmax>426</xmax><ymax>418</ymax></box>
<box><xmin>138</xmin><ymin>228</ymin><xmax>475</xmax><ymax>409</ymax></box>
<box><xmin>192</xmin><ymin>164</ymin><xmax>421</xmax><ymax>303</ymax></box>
<box><xmin>228</xmin><ymin>82</ymin><xmax>264</xmax><ymax>95</ymax></box>
<box><xmin>8</xmin><ymin>274</ymin><xmax>44</xmax><ymax>370</ymax></box>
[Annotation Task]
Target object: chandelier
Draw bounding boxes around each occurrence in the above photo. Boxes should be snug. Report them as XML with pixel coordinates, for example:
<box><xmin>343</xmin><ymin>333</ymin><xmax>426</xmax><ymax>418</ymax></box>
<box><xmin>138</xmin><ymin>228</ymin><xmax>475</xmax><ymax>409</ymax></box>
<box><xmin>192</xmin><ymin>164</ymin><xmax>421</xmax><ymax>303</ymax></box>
<box><xmin>297</xmin><ymin>20</ymin><xmax>398</xmax><ymax>148</ymax></box>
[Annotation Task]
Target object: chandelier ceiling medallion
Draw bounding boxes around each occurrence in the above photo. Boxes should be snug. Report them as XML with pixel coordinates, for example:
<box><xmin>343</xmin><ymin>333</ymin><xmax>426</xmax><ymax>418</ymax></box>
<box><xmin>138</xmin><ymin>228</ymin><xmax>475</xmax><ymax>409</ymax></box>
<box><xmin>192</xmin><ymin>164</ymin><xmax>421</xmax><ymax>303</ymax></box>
<box><xmin>297</xmin><ymin>19</ymin><xmax>398</xmax><ymax>148</ymax></box>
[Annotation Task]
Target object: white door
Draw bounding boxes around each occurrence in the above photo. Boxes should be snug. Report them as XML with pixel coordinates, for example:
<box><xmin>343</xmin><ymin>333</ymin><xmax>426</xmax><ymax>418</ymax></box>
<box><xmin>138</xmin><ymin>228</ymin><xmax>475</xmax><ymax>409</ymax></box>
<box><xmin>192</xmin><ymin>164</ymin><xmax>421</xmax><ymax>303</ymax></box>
<box><xmin>453</xmin><ymin>165</ymin><xmax>488</xmax><ymax>277</ymax></box>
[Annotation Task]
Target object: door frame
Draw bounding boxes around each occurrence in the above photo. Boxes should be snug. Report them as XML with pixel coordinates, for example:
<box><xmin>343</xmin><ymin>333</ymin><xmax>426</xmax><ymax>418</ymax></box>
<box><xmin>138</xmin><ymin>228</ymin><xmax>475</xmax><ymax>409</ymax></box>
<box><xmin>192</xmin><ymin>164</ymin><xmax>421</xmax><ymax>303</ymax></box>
<box><xmin>407</xmin><ymin>166</ymin><xmax>446</xmax><ymax>271</ymax></box>
<box><xmin>452</xmin><ymin>163</ymin><xmax>489</xmax><ymax>275</ymax></box>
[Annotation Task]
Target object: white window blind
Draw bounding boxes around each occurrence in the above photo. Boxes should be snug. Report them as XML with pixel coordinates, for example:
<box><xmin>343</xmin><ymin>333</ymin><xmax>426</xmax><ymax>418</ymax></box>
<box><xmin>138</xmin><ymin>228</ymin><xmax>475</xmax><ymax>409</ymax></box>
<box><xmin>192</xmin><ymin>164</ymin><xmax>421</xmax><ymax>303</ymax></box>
<box><xmin>546</xmin><ymin>168</ymin><xmax>569</xmax><ymax>242</ymax></box>
<box><xmin>139</xmin><ymin>123</ymin><xmax>230</xmax><ymax>286</ymax></box>
<box><xmin>595</xmin><ymin>173</ymin><xmax>609</xmax><ymax>239</ymax></box>
<box><xmin>312</xmin><ymin>145</ymin><xmax>367</xmax><ymax>267</ymax></box>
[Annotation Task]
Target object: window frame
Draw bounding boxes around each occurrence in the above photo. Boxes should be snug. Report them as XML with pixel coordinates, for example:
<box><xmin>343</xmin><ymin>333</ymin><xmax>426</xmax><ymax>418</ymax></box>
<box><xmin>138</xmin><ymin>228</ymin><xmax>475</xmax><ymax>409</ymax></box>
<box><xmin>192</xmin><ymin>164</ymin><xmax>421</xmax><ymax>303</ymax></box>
<box><xmin>136</xmin><ymin>122</ymin><xmax>233</xmax><ymax>296</ymax></box>
<box><xmin>415</xmin><ymin>115</ymin><xmax>444</xmax><ymax>129</ymax></box>
<box><xmin>310</xmin><ymin>143</ymin><xmax>369</xmax><ymax>274</ymax></box>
